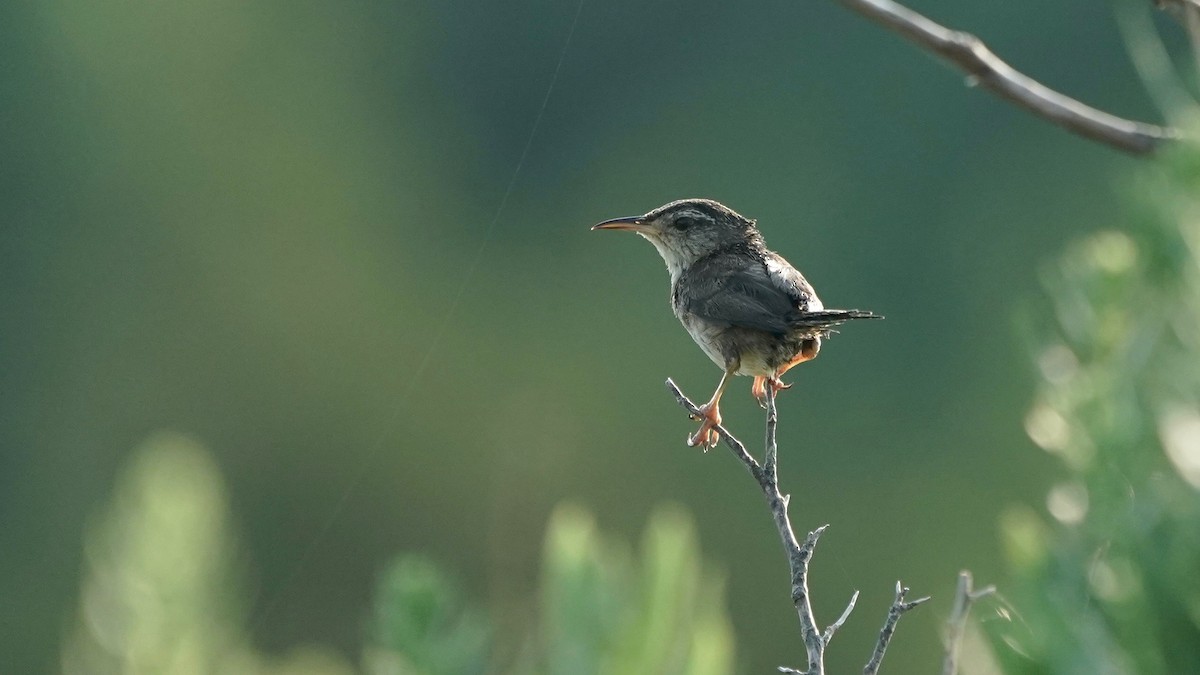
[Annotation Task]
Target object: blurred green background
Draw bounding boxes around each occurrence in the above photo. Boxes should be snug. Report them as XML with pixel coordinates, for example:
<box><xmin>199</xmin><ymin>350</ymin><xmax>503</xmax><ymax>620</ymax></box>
<box><xmin>0</xmin><ymin>0</ymin><xmax>1179</xmax><ymax>672</ymax></box>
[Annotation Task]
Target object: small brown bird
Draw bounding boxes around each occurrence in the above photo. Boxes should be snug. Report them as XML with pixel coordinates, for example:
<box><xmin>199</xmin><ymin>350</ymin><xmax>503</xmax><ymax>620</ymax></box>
<box><xmin>593</xmin><ymin>198</ymin><xmax>879</xmax><ymax>449</ymax></box>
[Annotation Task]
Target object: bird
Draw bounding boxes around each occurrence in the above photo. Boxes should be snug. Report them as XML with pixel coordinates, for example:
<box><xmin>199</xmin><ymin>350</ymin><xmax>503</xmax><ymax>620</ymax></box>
<box><xmin>592</xmin><ymin>198</ymin><xmax>879</xmax><ymax>449</ymax></box>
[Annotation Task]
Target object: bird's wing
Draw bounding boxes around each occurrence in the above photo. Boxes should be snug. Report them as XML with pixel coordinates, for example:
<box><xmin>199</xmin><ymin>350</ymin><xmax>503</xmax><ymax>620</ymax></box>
<box><xmin>677</xmin><ymin>250</ymin><xmax>817</xmax><ymax>334</ymax></box>
<box><xmin>762</xmin><ymin>251</ymin><xmax>821</xmax><ymax>311</ymax></box>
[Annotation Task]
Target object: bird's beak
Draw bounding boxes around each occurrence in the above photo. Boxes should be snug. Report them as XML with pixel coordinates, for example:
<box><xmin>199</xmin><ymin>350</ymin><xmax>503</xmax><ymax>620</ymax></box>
<box><xmin>591</xmin><ymin>215</ymin><xmax>651</xmax><ymax>233</ymax></box>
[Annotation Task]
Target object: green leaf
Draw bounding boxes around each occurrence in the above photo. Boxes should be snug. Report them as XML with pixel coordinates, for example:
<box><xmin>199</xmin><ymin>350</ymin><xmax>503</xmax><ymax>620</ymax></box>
<box><xmin>368</xmin><ymin>556</ymin><xmax>490</xmax><ymax>675</ymax></box>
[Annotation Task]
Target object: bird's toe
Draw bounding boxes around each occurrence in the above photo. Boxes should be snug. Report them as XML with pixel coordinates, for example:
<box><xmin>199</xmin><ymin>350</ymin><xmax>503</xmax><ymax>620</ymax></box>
<box><xmin>751</xmin><ymin>376</ymin><xmax>769</xmax><ymax>409</ymax></box>
<box><xmin>687</xmin><ymin>403</ymin><xmax>722</xmax><ymax>450</ymax></box>
<box><xmin>687</xmin><ymin>424</ymin><xmax>720</xmax><ymax>450</ymax></box>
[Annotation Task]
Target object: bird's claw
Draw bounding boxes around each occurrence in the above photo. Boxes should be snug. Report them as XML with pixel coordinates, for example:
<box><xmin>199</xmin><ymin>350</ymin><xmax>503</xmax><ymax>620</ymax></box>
<box><xmin>687</xmin><ymin>403</ymin><xmax>722</xmax><ymax>450</ymax></box>
<box><xmin>687</xmin><ymin>425</ymin><xmax>720</xmax><ymax>450</ymax></box>
<box><xmin>752</xmin><ymin>376</ymin><xmax>792</xmax><ymax>409</ymax></box>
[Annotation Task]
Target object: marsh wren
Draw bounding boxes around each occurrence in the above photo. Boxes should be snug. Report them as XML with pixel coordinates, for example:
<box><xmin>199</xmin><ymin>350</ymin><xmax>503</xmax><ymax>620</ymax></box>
<box><xmin>593</xmin><ymin>198</ymin><xmax>879</xmax><ymax>448</ymax></box>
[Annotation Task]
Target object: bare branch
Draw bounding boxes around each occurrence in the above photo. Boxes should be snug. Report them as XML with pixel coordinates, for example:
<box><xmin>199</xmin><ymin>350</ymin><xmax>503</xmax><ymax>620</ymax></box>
<box><xmin>863</xmin><ymin>581</ymin><xmax>931</xmax><ymax>675</ymax></box>
<box><xmin>792</xmin><ymin>524</ymin><xmax>829</xmax><ymax>671</ymax></box>
<box><xmin>762</xmin><ymin>387</ymin><xmax>828</xmax><ymax>670</ymax></box>
<box><xmin>823</xmin><ymin>590</ymin><xmax>861</xmax><ymax>645</ymax></box>
<box><xmin>833</xmin><ymin>0</ymin><xmax>1180</xmax><ymax>155</ymax></box>
<box><xmin>665</xmin><ymin>378</ymin><xmax>763</xmax><ymax>483</ymax></box>
<box><xmin>666</xmin><ymin>380</ymin><xmax>928</xmax><ymax>673</ymax></box>
<box><xmin>941</xmin><ymin>571</ymin><xmax>996</xmax><ymax>675</ymax></box>
<box><xmin>667</xmin><ymin>380</ymin><xmax>830</xmax><ymax>671</ymax></box>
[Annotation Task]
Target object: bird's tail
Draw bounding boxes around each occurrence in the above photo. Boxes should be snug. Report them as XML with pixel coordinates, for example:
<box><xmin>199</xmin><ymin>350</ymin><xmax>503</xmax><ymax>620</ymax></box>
<box><xmin>791</xmin><ymin>309</ymin><xmax>882</xmax><ymax>330</ymax></box>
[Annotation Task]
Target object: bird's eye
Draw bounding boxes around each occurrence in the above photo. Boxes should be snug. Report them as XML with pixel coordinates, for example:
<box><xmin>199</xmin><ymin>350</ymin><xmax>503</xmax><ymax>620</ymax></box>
<box><xmin>674</xmin><ymin>216</ymin><xmax>696</xmax><ymax>230</ymax></box>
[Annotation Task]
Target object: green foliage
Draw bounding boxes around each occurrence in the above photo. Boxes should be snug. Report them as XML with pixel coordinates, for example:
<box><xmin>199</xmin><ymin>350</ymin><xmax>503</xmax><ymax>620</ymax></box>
<box><xmin>61</xmin><ymin>433</ymin><xmax>248</xmax><ymax>675</ymax></box>
<box><xmin>62</xmin><ymin>433</ymin><xmax>357</xmax><ymax>675</ymax></box>
<box><xmin>367</xmin><ymin>504</ymin><xmax>734</xmax><ymax>675</ymax></box>
<box><xmin>63</xmin><ymin>433</ymin><xmax>734</xmax><ymax>675</ymax></box>
<box><xmin>367</xmin><ymin>557</ymin><xmax>490</xmax><ymax>675</ymax></box>
<box><xmin>534</xmin><ymin>505</ymin><xmax>734</xmax><ymax>675</ymax></box>
<box><xmin>987</xmin><ymin>143</ymin><xmax>1200</xmax><ymax>673</ymax></box>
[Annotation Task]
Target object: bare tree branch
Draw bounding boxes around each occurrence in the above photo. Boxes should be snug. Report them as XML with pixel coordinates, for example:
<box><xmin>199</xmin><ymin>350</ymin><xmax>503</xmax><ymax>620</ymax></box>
<box><xmin>832</xmin><ymin>0</ymin><xmax>1181</xmax><ymax>155</ymax></box>
<box><xmin>941</xmin><ymin>571</ymin><xmax>996</xmax><ymax>675</ymax></box>
<box><xmin>863</xmin><ymin>581</ymin><xmax>931</xmax><ymax>675</ymax></box>
<box><xmin>823</xmin><ymin>590</ymin><xmax>862</xmax><ymax>645</ymax></box>
<box><xmin>665</xmin><ymin>379</ymin><xmax>925</xmax><ymax>675</ymax></box>
<box><xmin>666</xmin><ymin>378</ymin><xmax>763</xmax><ymax>483</ymax></box>
<box><xmin>667</xmin><ymin>379</ymin><xmax>827</xmax><ymax>670</ymax></box>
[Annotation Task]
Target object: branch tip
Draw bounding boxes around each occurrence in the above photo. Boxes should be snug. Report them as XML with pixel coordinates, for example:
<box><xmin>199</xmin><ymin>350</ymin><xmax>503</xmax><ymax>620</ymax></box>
<box><xmin>822</xmin><ymin>590</ymin><xmax>860</xmax><ymax>645</ymax></box>
<box><xmin>864</xmin><ymin>580</ymin><xmax>928</xmax><ymax>675</ymax></box>
<box><xmin>942</xmin><ymin>570</ymin><xmax>993</xmax><ymax>675</ymax></box>
<box><xmin>799</xmin><ymin>525</ymin><xmax>827</xmax><ymax>559</ymax></box>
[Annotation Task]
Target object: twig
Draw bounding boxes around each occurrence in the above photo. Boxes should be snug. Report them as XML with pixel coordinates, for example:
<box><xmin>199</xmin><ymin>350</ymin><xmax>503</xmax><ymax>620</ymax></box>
<box><xmin>831</xmin><ymin>0</ymin><xmax>1180</xmax><ymax>155</ymax></box>
<box><xmin>823</xmin><ymin>590</ymin><xmax>861</xmax><ymax>645</ymax></box>
<box><xmin>666</xmin><ymin>378</ymin><xmax>763</xmax><ymax>483</ymax></box>
<box><xmin>791</xmin><ymin>525</ymin><xmax>829</xmax><ymax>673</ymax></box>
<box><xmin>667</xmin><ymin>379</ymin><xmax>827</xmax><ymax>670</ymax></box>
<box><xmin>666</xmin><ymin>379</ymin><xmax>926</xmax><ymax>674</ymax></box>
<box><xmin>863</xmin><ymin>581</ymin><xmax>931</xmax><ymax>675</ymax></box>
<box><xmin>941</xmin><ymin>571</ymin><xmax>996</xmax><ymax>675</ymax></box>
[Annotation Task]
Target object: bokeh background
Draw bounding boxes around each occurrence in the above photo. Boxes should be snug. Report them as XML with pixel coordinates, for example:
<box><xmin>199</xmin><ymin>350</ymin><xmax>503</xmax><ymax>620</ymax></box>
<box><xmin>0</xmin><ymin>0</ymin><xmax>1179</xmax><ymax>672</ymax></box>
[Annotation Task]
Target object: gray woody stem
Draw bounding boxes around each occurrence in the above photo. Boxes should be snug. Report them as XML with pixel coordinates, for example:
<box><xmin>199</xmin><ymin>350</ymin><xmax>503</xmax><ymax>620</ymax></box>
<box><xmin>863</xmin><ymin>582</ymin><xmax>931</xmax><ymax>675</ymax></box>
<box><xmin>941</xmin><ymin>571</ymin><xmax>996</xmax><ymax>675</ymax></box>
<box><xmin>665</xmin><ymin>378</ymin><xmax>921</xmax><ymax>675</ymax></box>
<box><xmin>832</xmin><ymin>0</ymin><xmax>1180</xmax><ymax>156</ymax></box>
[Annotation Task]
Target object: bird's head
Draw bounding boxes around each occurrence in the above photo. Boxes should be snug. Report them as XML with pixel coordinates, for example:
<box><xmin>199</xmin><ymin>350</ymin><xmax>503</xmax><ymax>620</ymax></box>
<box><xmin>592</xmin><ymin>198</ymin><xmax>760</xmax><ymax>278</ymax></box>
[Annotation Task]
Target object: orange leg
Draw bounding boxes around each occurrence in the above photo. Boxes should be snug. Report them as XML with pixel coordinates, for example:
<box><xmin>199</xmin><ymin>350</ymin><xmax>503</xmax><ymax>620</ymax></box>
<box><xmin>752</xmin><ymin>338</ymin><xmax>821</xmax><ymax>408</ymax></box>
<box><xmin>689</xmin><ymin>366</ymin><xmax>736</xmax><ymax>449</ymax></box>
<box><xmin>776</xmin><ymin>337</ymin><xmax>821</xmax><ymax>378</ymax></box>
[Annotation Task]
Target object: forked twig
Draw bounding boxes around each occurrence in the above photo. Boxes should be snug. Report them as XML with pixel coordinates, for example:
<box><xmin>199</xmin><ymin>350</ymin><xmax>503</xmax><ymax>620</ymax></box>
<box><xmin>864</xmin><ymin>581</ymin><xmax>932</xmax><ymax>675</ymax></box>
<box><xmin>941</xmin><ymin>571</ymin><xmax>996</xmax><ymax>675</ymax></box>
<box><xmin>666</xmin><ymin>378</ymin><xmax>925</xmax><ymax>675</ymax></box>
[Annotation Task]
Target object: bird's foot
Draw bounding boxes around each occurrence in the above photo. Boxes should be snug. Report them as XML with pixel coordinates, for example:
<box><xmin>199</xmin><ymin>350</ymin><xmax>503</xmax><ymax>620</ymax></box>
<box><xmin>751</xmin><ymin>377</ymin><xmax>767</xmax><ymax>408</ymax></box>
<box><xmin>752</xmin><ymin>376</ymin><xmax>792</xmax><ymax>409</ymax></box>
<box><xmin>687</xmin><ymin>402</ymin><xmax>722</xmax><ymax>450</ymax></box>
